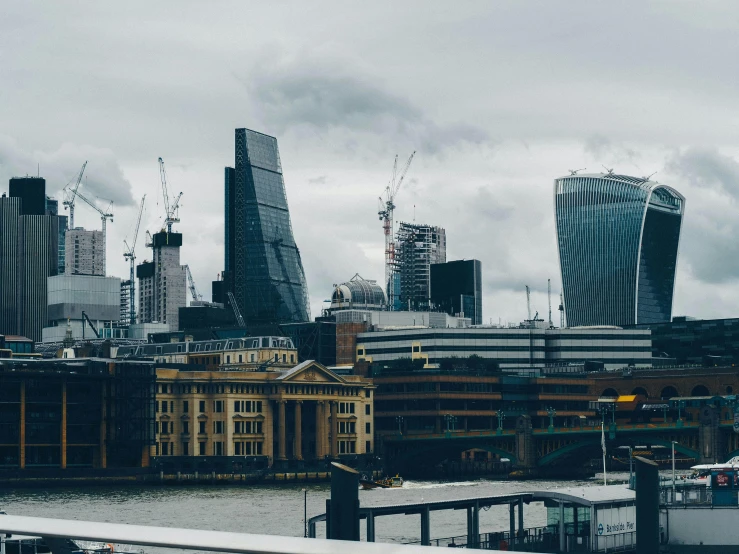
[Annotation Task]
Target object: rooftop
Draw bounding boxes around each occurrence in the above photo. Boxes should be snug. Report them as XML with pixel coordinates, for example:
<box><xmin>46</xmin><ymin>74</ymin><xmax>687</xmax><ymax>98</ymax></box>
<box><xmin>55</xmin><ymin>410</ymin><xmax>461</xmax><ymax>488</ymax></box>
<box><xmin>531</xmin><ymin>484</ymin><xmax>634</xmax><ymax>507</ymax></box>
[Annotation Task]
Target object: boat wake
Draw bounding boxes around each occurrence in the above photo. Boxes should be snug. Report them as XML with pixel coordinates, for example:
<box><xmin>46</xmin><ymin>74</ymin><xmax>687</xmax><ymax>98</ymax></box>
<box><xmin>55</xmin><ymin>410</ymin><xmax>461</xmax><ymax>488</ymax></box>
<box><xmin>402</xmin><ymin>480</ymin><xmax>480</xmax><ymax>490</ymax></box>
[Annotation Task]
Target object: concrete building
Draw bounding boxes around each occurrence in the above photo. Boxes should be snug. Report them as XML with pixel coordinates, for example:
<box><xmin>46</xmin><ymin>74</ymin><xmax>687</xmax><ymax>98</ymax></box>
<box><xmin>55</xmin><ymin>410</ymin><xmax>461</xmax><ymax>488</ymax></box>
<box><xmin>356</xmin><ymin>326</ymin><xmax>652</xmax><ymax>370</ymax></box>
<box><xmin>136</xmin><ymin>231</ymin><xmax>187</xmax><ymax>331</ymax></box>
<box><xmin>41</xmin><ymin>274</ymin><xmax>121</xmax><ymax>342</ymax></box>
<box><xmin>430</xmin><ymin>259</ymin><xmax>483</xmax><ymax>325</ymax></box>
<box><xmin>153</xmin><ymin>360</ymin><xmax>374</xmax><ymax>464</ymax></box>
<box><xmin>394</xmin><ymin>222</ymin><xmax>446</xmax><ymax>312</ymax></box>
<box><xmin>554</xmin><ymin>173</ymin><xmax>684</xmax><ymax>327</ymax></box>
<box><xmin>65</xmin><ymin>228</ymin><xmax>105</xmax><ymax>276</ymax></box>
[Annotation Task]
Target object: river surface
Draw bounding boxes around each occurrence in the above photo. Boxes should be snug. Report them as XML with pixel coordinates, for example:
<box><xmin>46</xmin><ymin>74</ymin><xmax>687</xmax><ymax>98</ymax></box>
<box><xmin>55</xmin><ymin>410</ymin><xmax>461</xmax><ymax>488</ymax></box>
<box><xmin>0</xmin><ymin>472</ymin><xmax>669</xmax><ymax>553</ymax></box>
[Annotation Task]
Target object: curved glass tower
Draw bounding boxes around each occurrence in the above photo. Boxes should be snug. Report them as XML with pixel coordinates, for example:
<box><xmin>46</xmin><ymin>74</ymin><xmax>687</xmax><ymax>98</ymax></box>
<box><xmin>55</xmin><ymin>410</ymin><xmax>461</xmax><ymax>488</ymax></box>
<box><xmin>554</xmin><ymin>173</ymin><xmax>684</xmax><ymax>327</ymax></box>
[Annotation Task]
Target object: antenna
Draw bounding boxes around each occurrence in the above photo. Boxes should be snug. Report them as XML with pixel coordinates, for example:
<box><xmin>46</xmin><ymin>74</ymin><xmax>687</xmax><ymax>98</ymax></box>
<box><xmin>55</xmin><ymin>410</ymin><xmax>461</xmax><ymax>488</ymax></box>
<box><xmin>642</xmin><ymin>171</ymin><xmax>658</xmax><ymax>181</ymax></box>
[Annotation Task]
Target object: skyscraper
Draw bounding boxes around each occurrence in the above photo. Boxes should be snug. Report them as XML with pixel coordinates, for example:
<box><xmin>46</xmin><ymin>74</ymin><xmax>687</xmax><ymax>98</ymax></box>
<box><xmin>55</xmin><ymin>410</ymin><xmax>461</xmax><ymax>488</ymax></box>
<box><xmin>430</xmin><ymin>259</ymin><xmax>482</xmax><ymax>325</ymax></box>
<box><xmin>394</xmin><ymin>222</ymin><xmax>446</xmax><ymax>312</ymax></box>
<box><xmin>554</xmin><ymin>173</ymin><xmax>684</xmax><ymax>327</ymax></box>
<box><xmin>223</xmin><ymin>128</ymin><xmax>310</xmax><ymax>325</ymax></box>
<box><xmin>0</xmin><ymin>195</ymin><xmax>20</xmax><ymax>334</ymax></box>
<box><xmin>136</xmin><ymin>232</ymin><xmax>187</xmax><ymax>330</ymax></box>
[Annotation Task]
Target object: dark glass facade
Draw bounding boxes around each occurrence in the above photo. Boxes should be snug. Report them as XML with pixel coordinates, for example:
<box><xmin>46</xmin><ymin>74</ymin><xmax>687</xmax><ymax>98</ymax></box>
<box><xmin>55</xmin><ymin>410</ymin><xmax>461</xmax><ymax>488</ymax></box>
<box><xmin>430</xmin><ymin>259</ymin><xmax>482</xmax><ymax>325</ymax></box>
<box><xmin>228</xmin><ymin>129</ymin><xmax>310</xmax><ymax>325</ymax></box>
<box><xmin>554</xmin><ymin>174</ymin><xmax>684</xmax><ymax>327</ymax></box>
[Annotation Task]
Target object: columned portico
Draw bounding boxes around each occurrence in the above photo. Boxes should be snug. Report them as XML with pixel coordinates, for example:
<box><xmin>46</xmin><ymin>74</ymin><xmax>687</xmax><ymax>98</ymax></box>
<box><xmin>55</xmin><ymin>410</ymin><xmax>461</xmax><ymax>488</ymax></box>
<box><xmin>294</xmin><ymin>400</ymin><xmax>303</xmax><ymax>460</ymax></box>
<box><xmin>277</xmin><ymin>399</ymin><xmax>287</xmax><ymax>461</ymax></box>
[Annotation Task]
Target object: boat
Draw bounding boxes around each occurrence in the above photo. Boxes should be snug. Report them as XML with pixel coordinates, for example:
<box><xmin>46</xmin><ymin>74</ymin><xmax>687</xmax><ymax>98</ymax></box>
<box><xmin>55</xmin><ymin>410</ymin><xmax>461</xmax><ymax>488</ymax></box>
<box><xmin>681</xmin><ymin>455</ymin><xmax>739</xmax><ymax>486</ymax></box>
<box><xmin>359</xmin><ymin>474</ymin><xmax>404</xmax><ymax>490</ymax></box>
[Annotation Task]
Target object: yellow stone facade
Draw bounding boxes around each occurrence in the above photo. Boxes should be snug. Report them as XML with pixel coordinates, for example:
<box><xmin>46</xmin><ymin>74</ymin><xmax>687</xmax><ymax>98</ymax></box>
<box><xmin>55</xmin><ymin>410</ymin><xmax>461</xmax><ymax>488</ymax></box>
<box><xmin>153</xmin><ymin>360</ymin><xmax>375</xmax><ymax>464</ymax></box>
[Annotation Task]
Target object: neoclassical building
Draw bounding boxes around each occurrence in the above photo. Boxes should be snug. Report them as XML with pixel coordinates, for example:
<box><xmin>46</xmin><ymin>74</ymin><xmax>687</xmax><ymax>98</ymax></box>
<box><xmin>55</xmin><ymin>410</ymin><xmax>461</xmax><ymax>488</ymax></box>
<box><xmin>153</xmin><ymin>360</ymin><xmax>374</xmax><ymax>465</ymax></box>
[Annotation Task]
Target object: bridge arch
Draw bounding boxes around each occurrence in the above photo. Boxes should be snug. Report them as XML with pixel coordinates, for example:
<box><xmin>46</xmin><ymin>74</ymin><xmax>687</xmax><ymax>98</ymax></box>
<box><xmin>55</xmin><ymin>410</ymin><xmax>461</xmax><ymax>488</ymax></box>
<box><xmin>691</xmin><ymin>385</ymin><xmax>710</xmax><ymax>397</ymax></box>
<box><xmin>661</xmin><ymin>386</ymin><xmax>679</xmax><ymax>399</ymax></box>
<box><xmin>600</xmin><ymin>388</ymin><xmax>619</xmax><ymax>398</ymax></box>
<box><xmin>631</xmin><ymin>387</ymin><xmax>649</xmax><ymax>398</ymax></box>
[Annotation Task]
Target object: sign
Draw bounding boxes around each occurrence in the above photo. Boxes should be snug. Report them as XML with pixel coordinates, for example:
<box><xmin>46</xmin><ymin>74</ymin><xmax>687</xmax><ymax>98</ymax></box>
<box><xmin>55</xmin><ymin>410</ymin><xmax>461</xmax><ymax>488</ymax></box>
<box><xmin>598</xmin><ymin>524</ymin><xmax>604</xmax><ymax>535</ymax></box>
<box><xmin>733</xmin><ymin>411</ymin><xmax>739</xmax><ymax>434</ymax></box>
<box><xmin>595</xmin><ymin>506</ymin><xmax>636</xmax><ymax>536</ymax></box>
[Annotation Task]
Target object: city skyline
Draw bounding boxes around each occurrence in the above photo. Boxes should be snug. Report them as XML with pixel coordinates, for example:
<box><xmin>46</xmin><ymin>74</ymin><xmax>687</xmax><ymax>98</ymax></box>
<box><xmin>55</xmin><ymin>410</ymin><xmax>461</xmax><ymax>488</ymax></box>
<box><xmin>1</xmin><ymin>3</ymin><xmax>738</xmax><ymax>326</ymax></box>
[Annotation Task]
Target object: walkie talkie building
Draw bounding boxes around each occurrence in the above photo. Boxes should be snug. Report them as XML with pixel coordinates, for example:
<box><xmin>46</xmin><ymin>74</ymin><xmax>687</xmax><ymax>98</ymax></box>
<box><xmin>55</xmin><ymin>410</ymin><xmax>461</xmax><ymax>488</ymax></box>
<box><xmin>554</xmin><ymin>173</ymin><xmax>684</xmax><ymax>327</ymax></box>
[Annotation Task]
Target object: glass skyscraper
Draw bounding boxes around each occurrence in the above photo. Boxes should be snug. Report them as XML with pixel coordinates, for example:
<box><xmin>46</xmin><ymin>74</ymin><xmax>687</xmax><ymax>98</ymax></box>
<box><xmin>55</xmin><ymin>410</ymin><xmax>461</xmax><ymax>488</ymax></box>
<box><xmin>225</xmin><ymin>128</ymin><xmax>310</xmax><ymax>325</ymax></box>
<box><xmin>554</xmin><ymin>173</ymin><xmax>684</xmax><ymax>327</ymax></box>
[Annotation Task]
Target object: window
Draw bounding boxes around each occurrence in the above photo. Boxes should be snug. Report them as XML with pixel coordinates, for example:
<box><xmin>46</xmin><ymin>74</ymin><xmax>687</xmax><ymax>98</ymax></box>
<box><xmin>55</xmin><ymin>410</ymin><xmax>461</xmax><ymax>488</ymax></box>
<box><xmin>350</xmin><ymin>403</ymin><xmax>355</xmax><ymax>414</ymax></box>
<box><xmin>349</xmin><ymin>422</ymin><xmax>356</xmax><ymax>434</ymax></box>
<box><xmin>199</xmin><ymin>441</ymin><xmax>206</xmax><ymax>455</ymax></box>
<box><xmin>365</xmin><ymin>404</ymin><xmax>371</xmax><ymax>415</ymax></box>
<box><xmin>183</xmin><ymin>400</ymin><xmax>189</xmax><ymax>413</ymax></box>
<box><xmin>291</xmin><ymin>354</ymin><xmax>295</xmax><ymax>363</ymax></box>
<box><xmin>256</xmin><ymin>442</ymin><xmax>263</xmax><ymax>455</ymax></box>
<box><xmin>161</xmin><ymin>442</ymin><xmax>169</xmax><ymax>455</ymax></box>
<box><xmin>349</xmin><ymin>441</ymin><xmax>356</xmax><ymax>454</ymax></box>
<box><xmin>226</xmin><ymin>355</ymin><xmax>231</xmax><ymax>364</ymax></box>
<box><xmin>214</xmin><ymin>400</ymin><xmax>224</xmax><ymax>413</ymax></box>
<box><xmin>366</xmin><ymin>440</ymin><xmax>371</xmax><ymax>453</ymax></box>
<box><xmin>283</xmin><ymin>354</ymin><xmax>286</xmax><ymax>363</ymax></box>
<box><xmin>366</xmin><ymin>422</ymin><xmax>371</xmax><ymax>434</ymax></box>
<box><xmin>234</xmin><ymin>400</ymin><xmax>241</xmax><ymax>412</ymax></box>
<box><xmin>339</xmin><ymin>441</ymin><xmax>346</xmax><ymax>454</ymax></box>
<box><xmin>183</xmin><ymin>441</ymin><xmax>189</xmax><ymax>455</ymax></box>
<box><xmin>250</xmin><ymin>354</ymin><xmax>254</xmax><ymax>362</ymax></box>
<box><xmin>199</xmin><ymin>400</ymin><xmax>206</xmax><ymax>413</ymax></box>
<box><xmin>214</xmin><ymin>441</ymin><xmax>223</xmax><ymax>456</ymax></box>
<box><xmin>234</xmin><ymin>442</ymin><xmax>241</xmax><ymax>455</ymax></box>
<box><xmin>239</xmin><ymin>355</ymin><xmax>243</xmax><ymax>363</ymax></box>
<box><xmin>155</xmin><ymin>421</ymin><xmax>159</xmax><ymax>434</ymax></box>
<box><xmin>214</xmin><ymin>421</ymin><xmax>224</xmax><ymax>434</ymax></box>
<box><xmin>198</xmin><ymin>421</ymin><xmax>206</xmax><ymax>434</ymax></box>
<box><xmin>183</xmin><ymin>421</ymin><xmax>189</xmax><ymax>435</ymax></box>
<box><xmin>274</xmin><ymin>354</ymin><xmax>278</xmax><ymax>362</ymax></box>
<box><xmin>256</xmin><ymin>421</ymin><xmax>262</xmax><ymax>433</ymax></box>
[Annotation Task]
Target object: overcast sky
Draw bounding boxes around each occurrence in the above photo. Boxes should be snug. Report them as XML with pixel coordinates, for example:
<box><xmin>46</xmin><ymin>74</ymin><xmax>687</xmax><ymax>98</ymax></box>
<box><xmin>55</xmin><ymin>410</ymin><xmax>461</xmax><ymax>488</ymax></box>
<box><xmin>2</xmin><ymin>1</ymin><xmax>739</xmax><ymax>324</ymax></box>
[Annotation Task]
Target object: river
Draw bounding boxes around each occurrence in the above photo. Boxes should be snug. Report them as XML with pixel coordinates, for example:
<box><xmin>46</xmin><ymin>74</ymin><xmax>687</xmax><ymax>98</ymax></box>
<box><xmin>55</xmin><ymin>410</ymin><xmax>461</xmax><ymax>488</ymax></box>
<box><xmin>0</xmin><ymin>472</ymin><xmax>662</xmax><ymax>552</ymax></box>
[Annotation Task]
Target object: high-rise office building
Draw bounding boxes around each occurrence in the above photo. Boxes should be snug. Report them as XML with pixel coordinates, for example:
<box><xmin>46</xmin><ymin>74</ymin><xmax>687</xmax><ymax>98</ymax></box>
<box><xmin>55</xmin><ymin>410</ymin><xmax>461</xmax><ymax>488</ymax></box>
<box><xmin>136</xmin><ymin>232</ymin><xmax>187</xmax><ymax>330</ymax></box>
<box><xmin>554</xmin><ymin>173</ymin><xmax>684</xmax><ymax>327</ymax></box>
<box><xmin>0</xmin><ymin>179</ymin><xmax>60</xmax><ymax>342</ymax></box>
<box><xmin>394</xmin><ymin>222</ymin><xmax>446</xmax><ymax>312</ymax></box>
<box><xmin>65</xmin><ymin>228</ymin><xmax>105</xmax><ymax>276</ymax></box>
<box><xmin>221</xmin><ymin>128</ymin><xmax>310</xmax><ymax>325</ymax></box>
<box><xmin>430</xmin><ymin>259</ymin><xmax>482</xmax><ymax>325</ymax></box>
<box><xmin>45</xmin><ymin>197</ymin><xmax>67</xmax><ymax>274</ymax></box>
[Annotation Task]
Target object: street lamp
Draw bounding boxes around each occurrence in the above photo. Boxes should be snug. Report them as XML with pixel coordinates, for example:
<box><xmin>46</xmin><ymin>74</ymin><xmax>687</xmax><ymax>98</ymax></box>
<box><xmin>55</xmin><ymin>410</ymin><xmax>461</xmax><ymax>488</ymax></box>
<box><xmin>672</xmin><ymin>441</ymin><xmax>677</xmax><ymax>501</ymax></box>
<box><xmin>546</xmin><ymin>406</ymin><xmax>557</xmax><ymax>434</ymax></box>
<box><xmin>628</xmin><ymin>446</ymin><xmax>634</xmax><ymax>488</ymax></box>
<box><xmin>496</xmin><ymin>410</ymin><xmax>506</xmax><ymax>435</ymax></box>
<box><xmin>677</xmin><ymin>400</ymin><xmax>686</xmax><ymax>428</ymax></box>
<box><xmin>302</xmin><ymin>488</ymin><xmax>307</xmax><ymax>538</ymax></box>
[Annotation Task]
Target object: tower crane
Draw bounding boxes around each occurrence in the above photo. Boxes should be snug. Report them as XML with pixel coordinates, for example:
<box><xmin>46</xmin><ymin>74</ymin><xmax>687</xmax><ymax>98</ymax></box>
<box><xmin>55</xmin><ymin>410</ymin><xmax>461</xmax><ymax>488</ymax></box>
<box><xmin>378</xmin><ymin>150</ymin><xmax>415</xmax><ymax>310</ymax></box>
<box><xmin>123</xmin><ymin>195</ymin><xmax>146</xmax><ymax>325</ymax></box>
<box><xmin>185</xmin><ymin>265</ymin><xmax>202</xmax><ymax>302</ymax></box>
<box><xmin>73</xmin><ymin>189</ymin><xmax>114</xmax><ymax>274</ymax></box>
<box><xmin>158</xmin><ymin>157</ymin><xmax>182</xmax><ymax>233</ymax></box>
<box><xmin>62</xmin><ymin>161</ymin><xmax>87</xmax><ymax>229</ymax></box>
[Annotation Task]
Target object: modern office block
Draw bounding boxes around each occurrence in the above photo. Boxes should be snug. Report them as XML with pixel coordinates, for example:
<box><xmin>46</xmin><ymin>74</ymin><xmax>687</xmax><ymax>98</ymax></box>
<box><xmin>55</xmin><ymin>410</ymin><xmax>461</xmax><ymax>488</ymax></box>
<box><xmin>42</xmin><ymin>274</ymin><xmax>121</xmax><ymax>342</ymax></box>
<box><xmin>554</xmin><ymin>173</ymin><xmax>684</xmax><ymax>327</ymax></box>
<box><xmin>9</xmin><ymin>177</ymin><xmax>46</xmax><ymax>216</ymax></box>
<box><xmin>65</xmin><ymin>228</ymin><xmax>105</xmax><ymax>276</ymax></box>
<box><xmin>223</xmin><ymin>128</ymin><xmax>310</xmax><ymax>325</ymax></box>
<box><xmin>46</xmin><ymin>197</ymin><xmax>67</xmax><ymax>275</ymax></box>
<box><xmin>0</xmin><ymin>196</ymin><xmax>20</xmax><ymax>335</ymax></box>
<box><xmin>394</xmin><ymin>222</ymin><xmax>446</xmax><ymax>312</ymax></box>
<box><xmin>430</xmin><ymin>259</ymin><xmax>482</xmax><ymax>325</ymax></box>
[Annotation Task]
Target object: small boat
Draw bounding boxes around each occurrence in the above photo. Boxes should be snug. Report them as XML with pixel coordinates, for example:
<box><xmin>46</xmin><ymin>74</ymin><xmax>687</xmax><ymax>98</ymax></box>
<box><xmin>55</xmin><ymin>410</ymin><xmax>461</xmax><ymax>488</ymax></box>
<box><xmin>360</xmin><ymin>474</ymin><xmax>404</xmax><ymax>490</ymax></box>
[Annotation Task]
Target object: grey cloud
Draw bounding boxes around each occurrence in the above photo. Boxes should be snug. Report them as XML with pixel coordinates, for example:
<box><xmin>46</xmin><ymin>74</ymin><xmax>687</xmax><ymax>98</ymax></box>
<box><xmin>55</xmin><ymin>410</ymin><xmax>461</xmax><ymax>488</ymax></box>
<box><xmin>583</xmin><ymin>135</ymin><xmax>641</xmax><ymax>170</ymax></box>
<box><xmin>0</xmin><ymin>135</ymin><xmax>135</xmax><ymax>207</ymax></box>
<box><xmin>666</xmin><ymin>148</ymin><xmax>739</xmax><ymax>200</ymax></box>
<box><xmin>245</xmin><ymin>56</ymin><xmax>491</xmax><ymax>156</ymax></box>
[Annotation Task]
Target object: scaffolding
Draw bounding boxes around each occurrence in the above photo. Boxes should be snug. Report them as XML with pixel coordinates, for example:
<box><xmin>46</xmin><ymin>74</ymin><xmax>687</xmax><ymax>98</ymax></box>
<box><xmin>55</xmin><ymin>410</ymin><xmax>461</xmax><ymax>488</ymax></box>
<box><xmin>394</xmin><ymin>222</ymin><xmax>446</xmax><ymax>312</ymax></box>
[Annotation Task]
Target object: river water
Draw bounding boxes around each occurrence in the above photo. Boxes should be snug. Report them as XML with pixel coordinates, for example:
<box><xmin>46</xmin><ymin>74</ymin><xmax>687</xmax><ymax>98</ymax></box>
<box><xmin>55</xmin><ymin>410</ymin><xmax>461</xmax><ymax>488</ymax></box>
<box><xmin>0</xmin><ymin>472</ymin><xmax>649</xmax><ymax>552</ymax></box>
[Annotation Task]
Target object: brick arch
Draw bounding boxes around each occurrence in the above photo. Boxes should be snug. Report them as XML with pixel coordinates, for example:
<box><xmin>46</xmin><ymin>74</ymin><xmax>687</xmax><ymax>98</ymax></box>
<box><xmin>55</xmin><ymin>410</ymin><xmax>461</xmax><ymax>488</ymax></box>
<box><xmin>600</xmin><ymin>388</ymin><xmax>619</xmax><ymax>398</ymax></box>
<box><xmin>660</xmin><ymin>385</ymin><xmax>680</xmax><ymax>399</ymax></box>
<box><xmin>691</xmin><ymin>384</ymin><xmax>710</xmax><ymax>397</ymax></box>
<box><xmin>631</xmin><ymin>387</ymin><xmax>649</xmax><ymax>398</ymax></box>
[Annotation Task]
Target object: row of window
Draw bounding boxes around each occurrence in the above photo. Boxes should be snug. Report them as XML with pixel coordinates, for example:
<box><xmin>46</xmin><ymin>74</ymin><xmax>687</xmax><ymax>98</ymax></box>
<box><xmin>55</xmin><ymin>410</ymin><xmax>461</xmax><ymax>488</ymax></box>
<box><xmin>157</xmin><ymin>383</ymin><xmax>368</xmax><ymax>397</ymax></box>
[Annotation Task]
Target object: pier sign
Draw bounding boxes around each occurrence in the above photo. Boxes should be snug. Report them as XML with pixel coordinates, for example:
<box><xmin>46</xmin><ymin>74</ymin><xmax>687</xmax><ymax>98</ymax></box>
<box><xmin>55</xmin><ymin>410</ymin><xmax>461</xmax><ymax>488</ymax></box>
<box><xmin>595</xmin><ymin>505</ymin><xmax>636</xmax><ymax>537</ymax></box>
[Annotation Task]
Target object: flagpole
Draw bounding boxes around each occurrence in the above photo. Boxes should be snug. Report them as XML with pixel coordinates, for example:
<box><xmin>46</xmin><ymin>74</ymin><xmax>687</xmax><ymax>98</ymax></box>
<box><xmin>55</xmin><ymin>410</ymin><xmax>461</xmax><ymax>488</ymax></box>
<box><xmin>602</xmin><ymin>422</ymin><xmax>607</xmax><ymax>486</ymax></box>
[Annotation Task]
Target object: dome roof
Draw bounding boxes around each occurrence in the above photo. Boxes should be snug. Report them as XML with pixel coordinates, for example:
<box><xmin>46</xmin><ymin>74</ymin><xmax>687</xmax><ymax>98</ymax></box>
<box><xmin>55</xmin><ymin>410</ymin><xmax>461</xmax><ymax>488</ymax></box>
<box><xmin>330</xmin><ymin>274</ymin><xmax>386</xmax><ymax>312</ymax></box>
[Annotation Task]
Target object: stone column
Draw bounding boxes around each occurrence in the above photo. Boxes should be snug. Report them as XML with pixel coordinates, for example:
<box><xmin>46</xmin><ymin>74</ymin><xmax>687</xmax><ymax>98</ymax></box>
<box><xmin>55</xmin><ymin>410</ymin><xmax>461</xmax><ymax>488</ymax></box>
<box><xmin>315</xmin><ymin>401</ymin><xmax>324</xmax><ymax>458</ymax></box>
<box><xmin>278</xmin><ymin>400</ymin><xmax>287</xmax><ymax>461</ymax></box>
<box><xmin>331</xmin><ymin>401</ymin><xmax>339</xmax><ymax>458</ymax></box>
<box><xmin>294</xmin><ymin>400</ymin><xmax>303</xmax><ymax>460</ymax></box>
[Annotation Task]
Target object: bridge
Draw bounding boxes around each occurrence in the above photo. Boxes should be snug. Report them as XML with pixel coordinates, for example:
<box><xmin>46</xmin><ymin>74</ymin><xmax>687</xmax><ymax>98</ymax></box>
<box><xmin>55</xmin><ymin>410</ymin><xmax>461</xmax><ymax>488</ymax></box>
<box><xmin>383</xmin><ymin>408</ymin><xmax>739</xmax><ymax>476</ymax></box>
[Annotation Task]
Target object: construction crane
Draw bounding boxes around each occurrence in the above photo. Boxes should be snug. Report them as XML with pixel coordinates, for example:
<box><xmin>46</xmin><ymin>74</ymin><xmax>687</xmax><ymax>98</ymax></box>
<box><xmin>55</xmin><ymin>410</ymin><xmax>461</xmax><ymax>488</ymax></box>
<box><xmin>123</xmin><ymin>195</ymin><xmax>146</xmax><ymax>325</ymax></box>
<box><xmin>227</xmin><ymin>291</ymin><xmax>246</xmax><ymax>328</ymax></box>
<box><xmin>378</xmin><ymin>151</ymin><xmax>416</xmax><ymax>310</ymax></box>
<box><xmin>158</xmin><ymin>157</ymin><xmax>183</xmax><ymax>233</ymax></box>
<box><xmin>525</xmin><ymin>285</ymin><xmax>532</xmax><ymax>321</ymax></box>
<box><xmin>62</xmin><ymin>161</ymin><xmax>87</xmax><ymax>229</ymax></box>
<box><xmin>73</xmin><ymin>189</ymin><xmax>114</xmax><ymax>274</ymax></box>
<box><xmin>185</xmin><ymin>265</ymin><xmax>202</xmax><ymax>302</ymax></box>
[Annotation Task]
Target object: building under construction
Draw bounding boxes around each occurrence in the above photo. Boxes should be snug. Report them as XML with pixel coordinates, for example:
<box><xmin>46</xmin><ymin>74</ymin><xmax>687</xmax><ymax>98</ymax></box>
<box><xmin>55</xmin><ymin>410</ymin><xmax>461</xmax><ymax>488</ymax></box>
<box><xmin>137</xmin><ymin>231</ymin><xmax>187</xmax><ymax>331</ymax></box>
<box><xmin>65</xmin><ymin>228</ymin><xmax>105</xmax><ymax>276</ymax></box>
<box><xmin>394</xmin><ymin>222</ymin><xmax>446</xmax><ymax>312</ymax></box>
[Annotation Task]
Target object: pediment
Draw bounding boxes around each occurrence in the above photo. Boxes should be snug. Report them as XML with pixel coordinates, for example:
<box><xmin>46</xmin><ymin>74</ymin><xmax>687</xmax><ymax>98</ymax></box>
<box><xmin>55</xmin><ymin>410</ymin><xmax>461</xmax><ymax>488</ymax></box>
<box><xmin>278</xmin><ymin>361</ymin><xmax>345</xmax><ymax>384</ymax></box>
<box><xmin>233</xmin><ymin>413</ymin><xmax>265</xmax><ymax>421</ymax></box>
